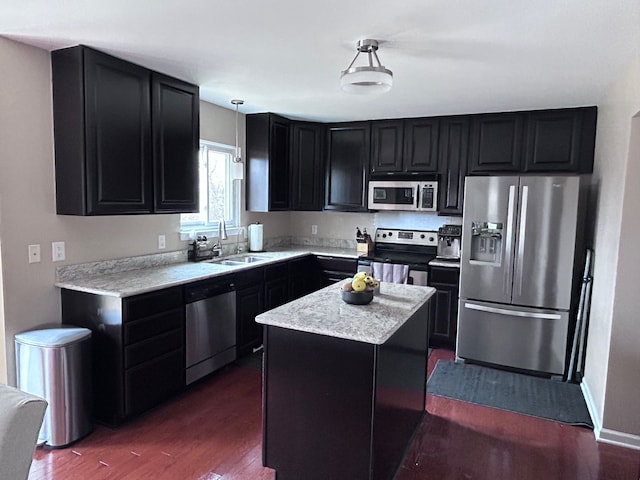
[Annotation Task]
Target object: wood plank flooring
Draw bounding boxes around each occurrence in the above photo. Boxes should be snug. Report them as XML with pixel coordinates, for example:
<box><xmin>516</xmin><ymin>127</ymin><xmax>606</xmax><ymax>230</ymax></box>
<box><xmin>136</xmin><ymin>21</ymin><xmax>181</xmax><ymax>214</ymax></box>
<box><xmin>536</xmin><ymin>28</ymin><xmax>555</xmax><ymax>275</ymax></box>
<box><xmin>29</xmin><ymin>350</ymin><xmax>640</xmax><ymax>480</ymax></box>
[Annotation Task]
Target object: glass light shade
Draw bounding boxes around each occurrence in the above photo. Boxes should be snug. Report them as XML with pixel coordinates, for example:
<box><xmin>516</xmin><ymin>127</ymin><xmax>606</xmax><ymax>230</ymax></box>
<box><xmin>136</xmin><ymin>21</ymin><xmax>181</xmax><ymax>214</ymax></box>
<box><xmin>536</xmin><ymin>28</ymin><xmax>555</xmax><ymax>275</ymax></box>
<box><xmin>341</xmin><ymin>67</ymin><xmax>393</xmax><ymax>94</ymax></box>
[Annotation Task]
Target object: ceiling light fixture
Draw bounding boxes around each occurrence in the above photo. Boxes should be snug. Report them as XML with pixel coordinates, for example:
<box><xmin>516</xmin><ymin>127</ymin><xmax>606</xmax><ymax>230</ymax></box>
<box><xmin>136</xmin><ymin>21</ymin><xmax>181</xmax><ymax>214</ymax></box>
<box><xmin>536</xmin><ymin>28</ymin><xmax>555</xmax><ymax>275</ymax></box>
<box><xmin>340</xmin><ymin>39</ymin><xmax>393</xmax><ymax>94</ymax></box>
<box><xmin>231</xmin><ymin>99</ymin><xmax>244</xmax><ymax>180</ymax></box>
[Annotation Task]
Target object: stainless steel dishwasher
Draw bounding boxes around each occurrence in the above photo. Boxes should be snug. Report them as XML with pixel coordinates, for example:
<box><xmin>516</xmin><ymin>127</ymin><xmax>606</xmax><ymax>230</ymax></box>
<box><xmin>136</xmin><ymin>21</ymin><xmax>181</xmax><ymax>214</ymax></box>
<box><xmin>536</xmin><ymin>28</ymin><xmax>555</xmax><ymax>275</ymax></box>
<box><xmin>184</xmin><ymin>278</ymin><xmax>236</xmax><ymax>385</ymax></box>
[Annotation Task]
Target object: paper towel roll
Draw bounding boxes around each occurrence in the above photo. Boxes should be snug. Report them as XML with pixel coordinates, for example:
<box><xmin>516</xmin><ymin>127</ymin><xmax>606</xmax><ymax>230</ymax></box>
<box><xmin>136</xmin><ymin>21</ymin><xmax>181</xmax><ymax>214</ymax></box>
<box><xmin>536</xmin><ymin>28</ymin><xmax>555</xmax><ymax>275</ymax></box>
<box><xmin>248</xmin><ymin>223</ymin><xmax>264</xmax><ymax>252</ymax></box>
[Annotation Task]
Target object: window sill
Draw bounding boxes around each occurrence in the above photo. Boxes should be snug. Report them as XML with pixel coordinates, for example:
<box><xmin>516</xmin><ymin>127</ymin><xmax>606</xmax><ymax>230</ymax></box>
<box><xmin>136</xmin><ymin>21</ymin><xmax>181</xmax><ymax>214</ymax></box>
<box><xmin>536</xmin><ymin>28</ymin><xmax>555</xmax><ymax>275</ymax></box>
<box><xmin>180</xmin><ymin>226</ymin><xmax>245</xmax><ymax>241</ymax></box>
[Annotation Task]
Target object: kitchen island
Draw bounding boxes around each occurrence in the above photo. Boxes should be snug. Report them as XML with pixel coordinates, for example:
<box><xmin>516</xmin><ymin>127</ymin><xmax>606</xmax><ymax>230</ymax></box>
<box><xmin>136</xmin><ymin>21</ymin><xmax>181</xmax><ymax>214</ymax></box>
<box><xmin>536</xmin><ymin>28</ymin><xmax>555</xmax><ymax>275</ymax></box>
<box><xmin>256</xmin><ymin>280</ymin><xmax>435</xmax><ymax>480</ymax></box>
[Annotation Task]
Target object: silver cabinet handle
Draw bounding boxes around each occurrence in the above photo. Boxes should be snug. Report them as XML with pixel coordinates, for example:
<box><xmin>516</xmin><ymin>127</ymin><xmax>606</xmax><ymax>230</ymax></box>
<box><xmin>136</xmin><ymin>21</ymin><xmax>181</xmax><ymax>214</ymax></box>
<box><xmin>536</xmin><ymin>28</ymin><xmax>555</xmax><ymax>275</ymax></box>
<box><xmin>464</xmin><ymin>302</ymin><xmax>561</xmax><ymax>320</ymax></box>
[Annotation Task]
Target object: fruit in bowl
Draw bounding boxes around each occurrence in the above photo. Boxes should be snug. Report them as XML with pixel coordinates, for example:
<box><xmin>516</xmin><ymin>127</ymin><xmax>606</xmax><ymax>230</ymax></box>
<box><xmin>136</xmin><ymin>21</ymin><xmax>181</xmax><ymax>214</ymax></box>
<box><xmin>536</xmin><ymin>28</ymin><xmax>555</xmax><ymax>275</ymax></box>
<box><xmin>341</xmin><ymin>273</ymin><xmax>380</xmax><ymax>304</ymax></box>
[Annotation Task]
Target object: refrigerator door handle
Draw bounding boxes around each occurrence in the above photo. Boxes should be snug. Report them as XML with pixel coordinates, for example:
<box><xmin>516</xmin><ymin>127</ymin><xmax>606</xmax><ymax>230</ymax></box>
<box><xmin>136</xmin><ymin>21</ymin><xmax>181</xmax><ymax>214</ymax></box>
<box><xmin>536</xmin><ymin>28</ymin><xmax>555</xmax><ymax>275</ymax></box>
<box><xmin>503</xmin><ymin>185</ymin><xmax>517</xmax><ymax>295</ymax></box>
<box><xmin>514</xmin><ymin>185</ymin><xmax>529</xmax><ymax>297</ymax></box>
<box><xmin>464</xmin><ymin>302</ymin><xmax>562</xmax><ymax>320</ymax></box>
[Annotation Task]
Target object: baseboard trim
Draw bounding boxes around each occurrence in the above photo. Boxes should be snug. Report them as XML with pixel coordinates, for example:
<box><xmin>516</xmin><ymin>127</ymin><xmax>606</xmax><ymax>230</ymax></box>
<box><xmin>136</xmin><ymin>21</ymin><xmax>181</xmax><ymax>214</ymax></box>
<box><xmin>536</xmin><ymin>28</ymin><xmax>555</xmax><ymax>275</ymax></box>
<box><xmin>598</xmin><ymin>428</ymin><xmax>640</xmax><ymax>451</ymax></box>
<box><xmin>581</xmin><ymin>378</ymin><xmax>640</xmax><ymax>451</ymax></box>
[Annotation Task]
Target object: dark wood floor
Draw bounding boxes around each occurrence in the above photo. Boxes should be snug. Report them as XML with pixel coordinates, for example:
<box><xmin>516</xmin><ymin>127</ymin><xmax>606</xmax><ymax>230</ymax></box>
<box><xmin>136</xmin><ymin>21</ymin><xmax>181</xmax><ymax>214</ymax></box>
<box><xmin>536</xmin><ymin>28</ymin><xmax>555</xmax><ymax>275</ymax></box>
<box><xmin>30</xmin><ymin>349</ymin><xmax>640</xmax><ymax>480</ymax></box>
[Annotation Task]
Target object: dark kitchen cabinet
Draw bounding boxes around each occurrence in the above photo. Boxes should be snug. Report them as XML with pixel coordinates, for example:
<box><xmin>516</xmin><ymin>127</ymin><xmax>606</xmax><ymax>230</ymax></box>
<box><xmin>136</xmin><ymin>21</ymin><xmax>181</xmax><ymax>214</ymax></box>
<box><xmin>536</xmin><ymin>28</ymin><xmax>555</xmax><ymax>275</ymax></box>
<box><xmin>428</xmin><ymin>266</ymin><xmax>460</xmax><ymax>350</ymax></box>
<box><xmin>370</xmin><ymin>118</ymin><xmax>439</xmax><ymax>175</ymax></box>
<box><xmin>403</xmin><ymin>117</ymin><xmax>440</xmax><ymax>173</ymax></box>
<box><xmin>151</xmin><ymin>73</ymin><xmax>200</xmax><ymax>212</ymax></box>
<box><xmin>325</xmin><ymin>122</ymin><xmax>371</xmax><ymax>211</ymax></box>
<box><xmin>288</xmin><ymin>255</ymin><xmax>321</xmax><ymax>300</ymax></box>
<box><xmin>264</xmin><ymin>262</ymin><xmax>290</xmax><ymax>311</ymax></box>
<box><xmin>523</xmin><ymin>107</ymin><xmax>597</xmax><ymax>173</ymax></box>
<box><xmin>51</xmin><ymin>45</ymin><xmax>199</xmax><ymax>215</ymax></box>
<box><xmin>61</xmin><ymin>286</ymin><xmax>185</xmax><ymax>426</ymax></box>
<box><xmin>246</xmin><ymin>113</ymin><xmax>291</xmax><ymax>211</ymax></box>
<box><xmin>316</xmin><ymin>255</ymin><xmax>358</xmax><ymax>287</ymax></box>
<box><xmin>370</xmin><ymin>120</ymin><xmax>404</xmax><ymax>174</ymax></box>
<box><xmin>438</xmin><ymin>117</ymin><xmax>470</xmax><ymax>216</ymax></box>
<box><xmin>236</xmin><ymin>267</ymin><xmax>266</xmax><ymax>357</ymax></box>
<box><xmin>290</xmin><ymin>122</ymin><xmax>324</xmax><ymax>211</ymax></box>
<box><xmin>468</xmin><ymin>113</ymin><xmax>525</xmax><ymax>173</ymax></box>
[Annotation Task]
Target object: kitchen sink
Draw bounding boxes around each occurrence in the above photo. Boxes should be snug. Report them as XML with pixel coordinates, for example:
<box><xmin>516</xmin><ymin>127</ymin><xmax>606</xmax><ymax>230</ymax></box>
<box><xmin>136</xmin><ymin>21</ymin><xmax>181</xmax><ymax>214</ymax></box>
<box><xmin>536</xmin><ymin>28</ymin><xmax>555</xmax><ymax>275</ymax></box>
<box><xmin>209</xmin><ymin>255</ymin><xmax>273</xmax><ymax>266</ymax></box>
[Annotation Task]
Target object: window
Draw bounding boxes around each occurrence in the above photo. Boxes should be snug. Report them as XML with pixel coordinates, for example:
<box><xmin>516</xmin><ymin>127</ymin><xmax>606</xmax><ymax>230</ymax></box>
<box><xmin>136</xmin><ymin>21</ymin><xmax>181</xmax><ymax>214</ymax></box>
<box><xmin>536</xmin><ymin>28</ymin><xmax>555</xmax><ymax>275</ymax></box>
<box><xmin>180</xmin><ymin>141</ymin><xmax>240</xmax><ymax>234</ymax></box>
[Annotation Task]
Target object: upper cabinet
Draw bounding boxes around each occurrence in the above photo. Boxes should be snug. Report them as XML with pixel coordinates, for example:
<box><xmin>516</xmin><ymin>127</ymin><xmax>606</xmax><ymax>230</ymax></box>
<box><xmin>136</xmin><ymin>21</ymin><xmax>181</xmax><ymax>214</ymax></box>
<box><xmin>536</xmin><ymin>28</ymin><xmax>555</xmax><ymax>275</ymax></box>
<box><xmin>246</xmin><ymin>113</ymin><xmax>291</xmax><ymax>211</ymax></box>
<box><xmin>438</xmin><ymin>117</ymin><xmax>470</xmax><ymax>216</ymax></box>
<box><xmin>370</xmin><ymin>118</ymin><xmax>439</xmax><ymax>175</ymax></box>
<box><xmin>52</xmin><ymin>45</ymin><xmax>199</xmax><ymax>215</ymax></box>
<box><xmin>468</xmin><ymin>113</ymin><xmax>524</xmax><ymax>173</ymax></box>
<box><xmin>290</xmin><ymin>122</ymin><xmax>324</xmax><ymax>211</ymax></box>
<box><xmin>523</xmin><ymin>107</ymin><xmax>597</xmax><ymax>173</ymax></box>
<box><xmin>324</xmin><ymin>122</ymin><xmax>371</xmax><ymax>212</ymax></box>
<box><xmin>151</xmin><ymin>74</ymin><xmax>200</xmax><ymax>213</ymax></box>
<box><xmin>468</xmin><ymin>107</ymin><xmax>597</xmax><ymax>174</ymax></box>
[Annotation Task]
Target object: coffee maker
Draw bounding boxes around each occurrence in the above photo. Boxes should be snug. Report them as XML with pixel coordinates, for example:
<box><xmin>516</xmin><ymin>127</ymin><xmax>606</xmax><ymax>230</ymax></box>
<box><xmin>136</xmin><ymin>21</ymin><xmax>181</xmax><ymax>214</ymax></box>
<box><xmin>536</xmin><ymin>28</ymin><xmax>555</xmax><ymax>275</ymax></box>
<box><xmin>437</xmin><ymin>224</ymin><xmax>462</xmax><ymax>260</ymax></box>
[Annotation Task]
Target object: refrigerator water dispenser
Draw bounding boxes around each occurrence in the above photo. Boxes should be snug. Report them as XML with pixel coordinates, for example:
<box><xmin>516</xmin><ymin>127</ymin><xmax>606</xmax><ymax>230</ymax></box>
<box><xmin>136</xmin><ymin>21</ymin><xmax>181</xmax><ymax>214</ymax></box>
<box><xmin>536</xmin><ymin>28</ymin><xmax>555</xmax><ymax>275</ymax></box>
<box><xmin>469</xmin><ymin>222</ymin><xmax>503</xmax><ymax>265</ymax></box>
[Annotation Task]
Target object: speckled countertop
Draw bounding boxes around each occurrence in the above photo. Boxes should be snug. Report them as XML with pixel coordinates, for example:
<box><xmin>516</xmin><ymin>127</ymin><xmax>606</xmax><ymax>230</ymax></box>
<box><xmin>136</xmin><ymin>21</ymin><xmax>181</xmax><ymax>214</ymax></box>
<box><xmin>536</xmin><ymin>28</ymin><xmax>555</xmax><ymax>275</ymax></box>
<box><xmin>256</xmin><ymin>280</ymin><xmax>435</xmax><ymax>345</ymax></box>
<box><xmin>54</xmin><ymin>247</ymin><xmax>359</xmax><ymax>297</ymax></box>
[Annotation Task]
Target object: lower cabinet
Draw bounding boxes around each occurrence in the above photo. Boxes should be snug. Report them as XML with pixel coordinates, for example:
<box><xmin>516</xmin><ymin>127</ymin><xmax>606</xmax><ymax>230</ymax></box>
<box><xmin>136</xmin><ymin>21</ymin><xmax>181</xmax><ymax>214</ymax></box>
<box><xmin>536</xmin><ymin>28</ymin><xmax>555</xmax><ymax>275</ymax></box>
<box><xmin>236</xmin><ymin>283</ymin><xmax>265</xmax><ymax>358</ymax></box>
<box><xmin>315</xmin><ymin>255</ymin><xmax>358</xmax><ymax>287</ymax></box>
<box><xmin>61</xmin><ymin>286</ymin><xmax>185</xmax><ymax>426</ymax></box>
<box><xmin>428</xmin><ymin>267</ymin><xmax>460</xmax><ymax>350</ymax></box>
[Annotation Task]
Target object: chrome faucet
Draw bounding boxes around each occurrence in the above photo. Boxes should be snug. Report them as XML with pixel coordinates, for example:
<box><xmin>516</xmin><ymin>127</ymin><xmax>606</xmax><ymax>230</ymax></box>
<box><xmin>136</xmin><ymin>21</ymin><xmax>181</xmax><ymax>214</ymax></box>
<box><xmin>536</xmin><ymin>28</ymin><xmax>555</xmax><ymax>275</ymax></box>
<box><xmin>235</xmin><ymin>226</ymin><xmax>246</xmax><ymax>254</ymax></box>
<box><xmin>213</xmin><ymin>218</ymin><xmax>228</xmax><ymax>256</ymax></box>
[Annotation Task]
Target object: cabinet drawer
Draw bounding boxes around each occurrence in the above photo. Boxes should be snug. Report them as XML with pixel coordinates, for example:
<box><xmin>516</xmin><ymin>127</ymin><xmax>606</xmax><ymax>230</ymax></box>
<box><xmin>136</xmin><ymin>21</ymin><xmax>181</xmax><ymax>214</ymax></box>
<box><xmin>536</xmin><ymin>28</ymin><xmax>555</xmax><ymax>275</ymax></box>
<box><xmin>265</xmin><ymin>262</ymin><xmax>289</xmax><ymax>281</ymax></box>
<box><xmin>429</xmin><ymin>267</ymin><xmax>460</xmax><ymax>285</ymax></box>
<box><xmin>315</xmin><ymin>256</ymin><xmax>357</xmax><ymax>274</ymax></box>
<box><xmin>124</xmin><ymin>329</ymin><xmax>183</xmax><ymax>369</ymax></box>
<box><xmin>124</xmin><ymin>348</ymin><xmax>184</xmax><ymax>417</ymax></box>
<box><xmin>124</xmin><ymin>307</ymin><xmax>184</xmax><ymax>345</ymax></box>
<box><xmin>125</xmin><ymin>287</ymin><xmax>184</xmax><ymax>321</ymax></box>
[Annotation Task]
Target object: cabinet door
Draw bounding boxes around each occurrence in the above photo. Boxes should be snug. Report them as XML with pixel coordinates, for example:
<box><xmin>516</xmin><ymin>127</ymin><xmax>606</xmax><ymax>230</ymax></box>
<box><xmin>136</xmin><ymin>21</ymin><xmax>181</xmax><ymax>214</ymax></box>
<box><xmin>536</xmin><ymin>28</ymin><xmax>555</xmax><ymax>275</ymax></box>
<box><xmin>524</xmin><ymin>107</ymin><xmax>596</xmax><ymax>173</ymax></box>
<box><xmin>151</xmin><ymin>73</ymin><xmax>199</xmax><ymax>213</ymax></box>
<box><xmin>370</xmin><ymin>120</ymin><xmax>404</xmax><ymax>174</ymax></box>
<box><xmin>264</xmin><ymin>278</ymin><xmax>289</xmax><ymax>311</ymax></box>
<box><xmin>290</xmin><ymin>122</ymin><xmax>324</xmax><ymax>211</ymax></box>
<box><xmin>325</xmin><ymin>122</ymin><xmax>370</xmax><ymax>211</ymax></box>
<box><xmin>270</xmin><ymin>118</ymin><xmax>291</xmax><ymax>210</ymax></box>
<box><xmin>84</xmin><ymin>48</ymin><xmax>153</xmax><ymax>214</ymax></box>
<box><xmin>438</xmin><ymin>117</ymin><xmax>469</xmax><ymax>216</ymax></box>
<box><xmin>403</xmin><ymin>117</ymin><xmax>439</xmax><ymax>173</ymax></box>
<box><xmin>428</xmin><ymin>283</ymin><xmax>459</xmax><ymax>349</ymax></box>
<box><xmin>124</xmin><ymin>348</ymin><xmax>184</xmax><ymax>417</ymax></box>
<box><xmin>468</xmin><ymin>113</ymin><xmax>524</xmax><ymax>173</ymax></box>
<box><xmin>237</xmin><ymin>284</ymin><xmax>265</xmax><ymax>357</ymax></box>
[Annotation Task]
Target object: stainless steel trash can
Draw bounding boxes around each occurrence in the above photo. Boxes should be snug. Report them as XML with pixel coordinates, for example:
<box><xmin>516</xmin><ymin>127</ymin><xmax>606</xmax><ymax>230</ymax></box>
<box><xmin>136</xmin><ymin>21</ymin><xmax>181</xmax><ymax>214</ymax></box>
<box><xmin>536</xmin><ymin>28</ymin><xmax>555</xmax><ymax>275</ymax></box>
<box><xmin>15</xmin><ymin>327</ymin><xmax>92</xmax><ymax>447</ymax></box>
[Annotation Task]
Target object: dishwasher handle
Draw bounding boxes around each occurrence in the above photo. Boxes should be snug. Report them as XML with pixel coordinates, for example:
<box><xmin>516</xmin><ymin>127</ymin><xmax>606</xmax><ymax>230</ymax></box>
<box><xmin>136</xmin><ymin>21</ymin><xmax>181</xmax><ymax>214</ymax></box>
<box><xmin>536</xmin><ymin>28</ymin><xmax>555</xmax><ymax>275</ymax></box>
<box><xmin>185</xmin><ymin>280</ymin><xmax>235</xmax><ymax>303</ymax></box>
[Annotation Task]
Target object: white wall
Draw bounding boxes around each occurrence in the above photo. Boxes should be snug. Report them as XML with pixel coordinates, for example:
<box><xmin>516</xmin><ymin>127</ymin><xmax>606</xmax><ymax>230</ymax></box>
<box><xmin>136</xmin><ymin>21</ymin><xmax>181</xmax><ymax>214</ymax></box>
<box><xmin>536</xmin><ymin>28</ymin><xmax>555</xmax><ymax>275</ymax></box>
<box><xmin>0</xmin><ymin>38</ymin><xmax>244</xmax><ymax>385</ymax></box>
<box><xmin>584</xmin><ymin>48</ymin><xmax>640</xmax><ymax>443</ymax></box>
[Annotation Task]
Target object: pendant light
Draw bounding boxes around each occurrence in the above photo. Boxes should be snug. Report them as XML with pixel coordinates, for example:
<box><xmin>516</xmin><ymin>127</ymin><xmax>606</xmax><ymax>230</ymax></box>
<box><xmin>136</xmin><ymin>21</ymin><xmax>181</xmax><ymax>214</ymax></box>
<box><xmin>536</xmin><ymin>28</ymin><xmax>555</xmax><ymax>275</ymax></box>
<box><xmin>341</xmin><ymin>39</ymin><xmax>393</xmax><ymax>94</ymax></box>
<box><xmin>231</xmin><ymin>99</ymin><xmax>244</xmax><ymax>180</ymax></box>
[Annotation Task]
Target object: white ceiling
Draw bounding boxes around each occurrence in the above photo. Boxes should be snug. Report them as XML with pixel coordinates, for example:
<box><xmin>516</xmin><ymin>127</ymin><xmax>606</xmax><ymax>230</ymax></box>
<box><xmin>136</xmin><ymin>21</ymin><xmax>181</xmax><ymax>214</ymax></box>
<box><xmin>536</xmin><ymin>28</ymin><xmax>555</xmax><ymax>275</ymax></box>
<box><xmin>1</xmin><ymin>1</ymin><xmax>639</xmax><ymax>122</ymax></box>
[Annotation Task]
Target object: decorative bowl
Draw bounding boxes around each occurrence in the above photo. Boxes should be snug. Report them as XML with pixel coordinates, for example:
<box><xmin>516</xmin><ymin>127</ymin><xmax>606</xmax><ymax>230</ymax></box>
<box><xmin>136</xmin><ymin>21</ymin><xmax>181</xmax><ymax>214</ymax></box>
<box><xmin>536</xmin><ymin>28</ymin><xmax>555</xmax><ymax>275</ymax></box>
<box><xmin>341</xmin><ymin>288</ymin><xmax>374</xmax><ymax>305</ymax></box>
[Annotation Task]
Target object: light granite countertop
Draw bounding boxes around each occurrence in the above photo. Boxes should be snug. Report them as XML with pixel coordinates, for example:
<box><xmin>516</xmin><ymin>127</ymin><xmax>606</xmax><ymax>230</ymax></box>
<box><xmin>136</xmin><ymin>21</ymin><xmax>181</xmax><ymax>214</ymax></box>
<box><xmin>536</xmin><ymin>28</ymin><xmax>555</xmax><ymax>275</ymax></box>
<box><xmin>256</xmin><ymin>279</ymin><xmax>435</xmax><ymax>345</ymax></box>
<box><xmin>55</xmin><ymin>247</ymin><xmax>360</xmax><ymax>297</ymax></box>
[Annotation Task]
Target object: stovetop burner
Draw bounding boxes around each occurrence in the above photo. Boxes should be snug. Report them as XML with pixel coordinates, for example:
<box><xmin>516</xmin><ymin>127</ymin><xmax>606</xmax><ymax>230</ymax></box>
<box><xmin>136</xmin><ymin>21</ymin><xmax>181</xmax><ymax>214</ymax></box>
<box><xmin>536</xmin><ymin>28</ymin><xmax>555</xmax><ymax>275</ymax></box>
<box><xmin>360</xmin><ymin>228</ymin><xmax>438</xmax><ymax>266</ymax></box>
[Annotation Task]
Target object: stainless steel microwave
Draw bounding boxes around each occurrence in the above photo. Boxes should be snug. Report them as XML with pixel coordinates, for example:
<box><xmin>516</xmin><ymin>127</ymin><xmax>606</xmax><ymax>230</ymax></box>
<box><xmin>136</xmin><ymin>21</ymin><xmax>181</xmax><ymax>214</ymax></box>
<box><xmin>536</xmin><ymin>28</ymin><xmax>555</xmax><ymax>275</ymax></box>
<box><xmin>368</xmin><ymin>181</ymin><xmax>438</xmax><ymax>212</ymax></box>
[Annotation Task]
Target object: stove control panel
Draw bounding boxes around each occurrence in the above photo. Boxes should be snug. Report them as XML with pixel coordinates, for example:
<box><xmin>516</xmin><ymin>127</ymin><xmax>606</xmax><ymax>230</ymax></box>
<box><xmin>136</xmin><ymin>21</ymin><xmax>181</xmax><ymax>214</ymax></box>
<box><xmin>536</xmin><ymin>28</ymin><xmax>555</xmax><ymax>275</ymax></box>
<box><xmin>374</xmin><ymin>228</ymin><xmax>438</xmax><ymax>247</ymax></box>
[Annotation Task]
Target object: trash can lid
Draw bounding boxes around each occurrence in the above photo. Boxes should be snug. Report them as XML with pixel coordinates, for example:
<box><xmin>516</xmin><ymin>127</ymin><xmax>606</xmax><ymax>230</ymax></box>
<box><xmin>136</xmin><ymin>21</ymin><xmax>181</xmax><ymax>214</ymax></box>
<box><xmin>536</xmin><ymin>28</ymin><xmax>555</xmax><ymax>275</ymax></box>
<box><xmin>15</xmin><ymin>327</ymin><xmax>91</xmax><ymax>347</ymax></box>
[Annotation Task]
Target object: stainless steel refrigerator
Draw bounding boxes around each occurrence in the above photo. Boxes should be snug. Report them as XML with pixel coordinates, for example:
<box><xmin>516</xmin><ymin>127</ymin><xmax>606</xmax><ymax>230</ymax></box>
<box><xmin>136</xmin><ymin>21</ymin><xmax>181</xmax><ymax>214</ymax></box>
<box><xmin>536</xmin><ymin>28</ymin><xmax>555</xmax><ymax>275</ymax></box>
<box><xmin>457</xmin><ymin>175</ymin><xmax>586</xmax><ymax>376</ymax></box>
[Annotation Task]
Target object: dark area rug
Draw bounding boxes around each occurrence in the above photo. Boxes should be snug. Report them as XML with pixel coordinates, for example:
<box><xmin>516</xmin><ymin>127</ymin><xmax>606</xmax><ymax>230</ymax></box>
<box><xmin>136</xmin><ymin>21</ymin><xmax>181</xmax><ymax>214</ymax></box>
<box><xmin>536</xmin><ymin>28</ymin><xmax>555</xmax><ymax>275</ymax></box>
<box><xmin>427</xmin><ymin>360</ymin><xmax>593</xmax><ymax>428</ymax></box>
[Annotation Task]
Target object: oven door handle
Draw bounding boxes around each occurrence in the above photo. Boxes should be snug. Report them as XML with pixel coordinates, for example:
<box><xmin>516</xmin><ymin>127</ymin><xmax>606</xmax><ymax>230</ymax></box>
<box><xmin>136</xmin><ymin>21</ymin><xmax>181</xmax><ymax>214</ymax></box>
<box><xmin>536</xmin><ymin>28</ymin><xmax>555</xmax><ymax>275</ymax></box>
<box><xmin>416</xmin><ymin>185</ymin><xmax>420</xmax><ymax>209</ymax></box>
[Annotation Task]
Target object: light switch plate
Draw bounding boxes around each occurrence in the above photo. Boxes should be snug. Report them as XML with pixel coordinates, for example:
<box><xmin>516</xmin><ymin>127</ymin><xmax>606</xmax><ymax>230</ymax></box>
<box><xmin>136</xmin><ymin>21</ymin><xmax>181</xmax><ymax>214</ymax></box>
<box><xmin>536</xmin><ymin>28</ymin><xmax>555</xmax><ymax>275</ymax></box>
<box><xmin>311</xmin><ymin>225</ymin><xmax>318</xmax><ymax>235</ymax></box>
<box><xmin>52</xmin><ymin>241</ymin><xmax>66</xmax><ymax>262</ymax></box>
<box><xmin>158</xmin><ymin>234</ymin><xmax>166</xmax><ymax>249</ymax></box>
<box><xmin>28</xmin><ymin>244</ymin><xmax>41</xmax><ymax>263</ymax></box>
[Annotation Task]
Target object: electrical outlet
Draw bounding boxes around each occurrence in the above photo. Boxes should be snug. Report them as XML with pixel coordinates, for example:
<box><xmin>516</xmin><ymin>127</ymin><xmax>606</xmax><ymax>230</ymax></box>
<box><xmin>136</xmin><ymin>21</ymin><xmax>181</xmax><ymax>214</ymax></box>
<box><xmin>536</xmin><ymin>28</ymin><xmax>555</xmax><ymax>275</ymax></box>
<box><xmin>158</xmin><ymin>234</ymin><xmax>166</xmax><ymax>249</ymax></box>
<box><xmin>311</xmin><ymin>225</ymin><xmax>318</xmax><ymax>235</ymax></box>
<box><xmin>52</xmin><ymin>241</ymin><xmax>66</xmax><ymax>262</ymax></box>
<box><xmin>28</xmin><ymin>244</ymin><xmax>41</xmax><ymax>263</ymax></box>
